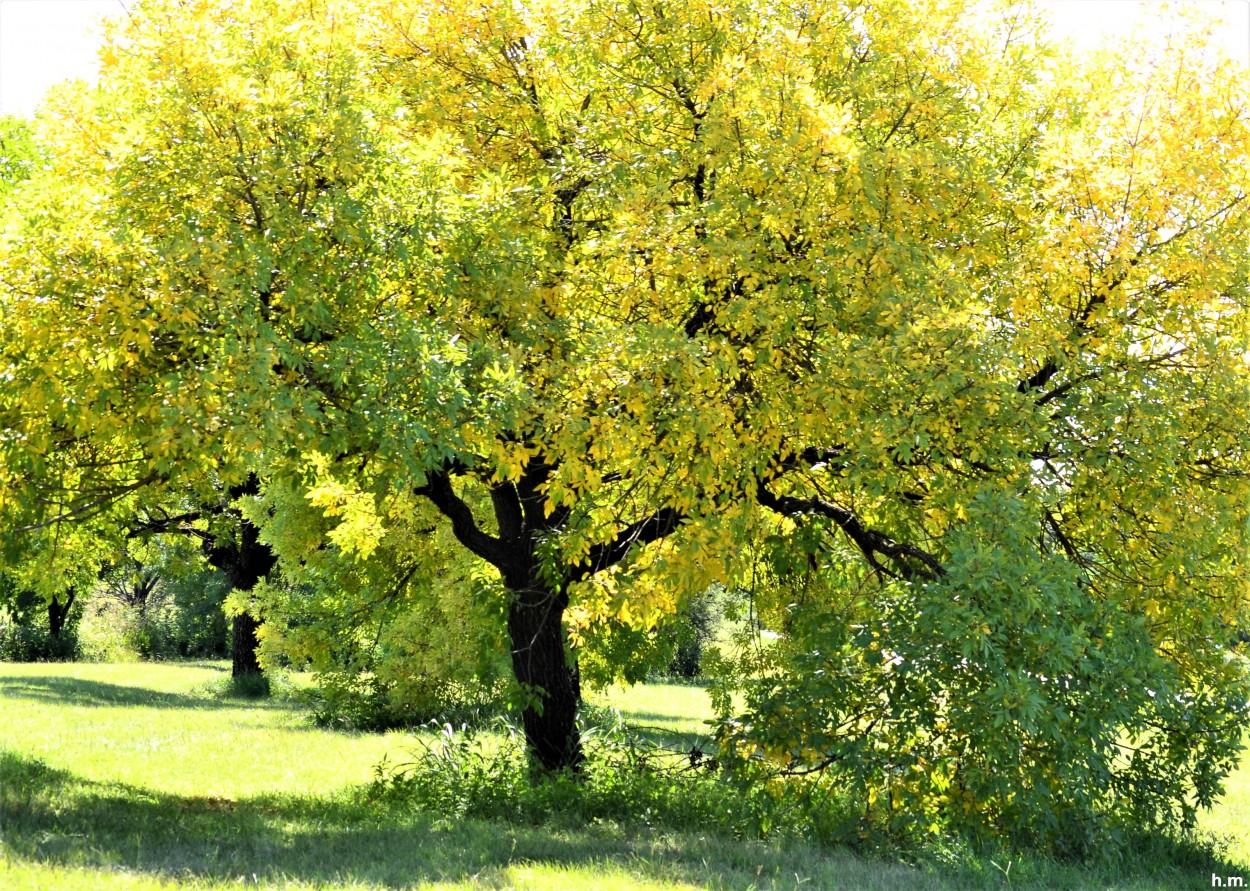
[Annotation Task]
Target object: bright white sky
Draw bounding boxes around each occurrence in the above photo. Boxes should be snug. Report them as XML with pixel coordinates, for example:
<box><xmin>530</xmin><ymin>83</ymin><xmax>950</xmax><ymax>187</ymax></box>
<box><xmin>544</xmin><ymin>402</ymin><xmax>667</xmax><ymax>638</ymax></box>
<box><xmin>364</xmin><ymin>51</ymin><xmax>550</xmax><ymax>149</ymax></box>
<box><xmin>0</xmin><ymin>0</ymin><xmax>1247</xmax><ymax>117</ymax></box>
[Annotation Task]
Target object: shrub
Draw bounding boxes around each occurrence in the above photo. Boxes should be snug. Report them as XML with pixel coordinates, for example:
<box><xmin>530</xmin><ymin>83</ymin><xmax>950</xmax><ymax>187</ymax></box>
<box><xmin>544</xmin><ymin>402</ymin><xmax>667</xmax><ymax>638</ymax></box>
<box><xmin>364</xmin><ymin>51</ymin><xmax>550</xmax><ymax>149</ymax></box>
<box><xmin>662</xmin><ymin>586</ymin><xmax>728</xmax><ymax>679</ymax></box>
<box><xmin>306</xmin><ymin>669</ymin><xmax>506</xmax><ymax>731</ymax></box>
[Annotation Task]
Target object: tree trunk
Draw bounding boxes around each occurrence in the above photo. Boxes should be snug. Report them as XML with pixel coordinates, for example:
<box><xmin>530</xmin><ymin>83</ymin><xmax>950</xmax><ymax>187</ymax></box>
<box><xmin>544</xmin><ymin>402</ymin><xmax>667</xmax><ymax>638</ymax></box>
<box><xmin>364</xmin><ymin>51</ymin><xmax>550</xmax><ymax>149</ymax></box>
<box><xmin>204</xmin><ymin>476</ymin><xmax>277</xmax><ymax>683</ymax></box>
<box><xmin>232</xmin><ymin>612</ymin><xmax>263</xmax><ymax>676</ymax></box>
<box><xmin>416</xmin><ymin>467</ymin><xmax>598</xmax><ymax>773</ymax></box>
<box><xmin>47</xmin><ymin>589</ymin><xmax>75</xmax><ymax>638</ymax></box>
<box><xmin>506</xmin><ymin>582</ymin><xmax>584</xmax><ymax>772</ymax></box>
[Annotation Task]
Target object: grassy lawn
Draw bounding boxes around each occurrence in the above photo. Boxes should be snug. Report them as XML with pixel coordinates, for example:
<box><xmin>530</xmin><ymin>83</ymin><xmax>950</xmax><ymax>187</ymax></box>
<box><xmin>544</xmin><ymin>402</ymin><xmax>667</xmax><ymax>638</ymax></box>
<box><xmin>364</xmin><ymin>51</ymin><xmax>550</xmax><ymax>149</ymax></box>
<box><xmin>0</xmin><ymin>660</ymin><xmax>1245</xmax><ymax>890</ymax></box>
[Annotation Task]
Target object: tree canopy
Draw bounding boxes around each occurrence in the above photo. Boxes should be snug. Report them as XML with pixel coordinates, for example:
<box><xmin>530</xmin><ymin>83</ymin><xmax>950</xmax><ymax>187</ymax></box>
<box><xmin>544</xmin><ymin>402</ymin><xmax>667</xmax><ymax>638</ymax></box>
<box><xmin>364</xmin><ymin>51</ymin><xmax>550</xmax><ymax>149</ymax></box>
<box><xmin>1</xmin><ymin>0</ymin><xmax>1248</xmax><ymax>839</ymax></box>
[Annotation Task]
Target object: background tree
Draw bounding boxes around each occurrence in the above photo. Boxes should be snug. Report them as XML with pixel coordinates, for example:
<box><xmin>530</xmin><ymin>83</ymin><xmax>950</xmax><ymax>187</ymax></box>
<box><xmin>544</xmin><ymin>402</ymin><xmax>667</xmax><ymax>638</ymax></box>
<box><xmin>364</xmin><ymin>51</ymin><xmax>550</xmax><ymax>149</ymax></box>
<box><xmin>86</xmin><ymin>534</ymin><xmax>231</xmax><ymax>661</ymax></box>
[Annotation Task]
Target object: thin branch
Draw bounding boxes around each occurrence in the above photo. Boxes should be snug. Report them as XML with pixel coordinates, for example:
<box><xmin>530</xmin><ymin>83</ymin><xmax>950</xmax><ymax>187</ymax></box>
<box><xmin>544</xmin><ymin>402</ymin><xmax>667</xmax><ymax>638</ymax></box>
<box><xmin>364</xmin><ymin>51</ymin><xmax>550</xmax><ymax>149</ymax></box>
<box><xmin>14</xmin><ymin>474</ymin><xmax>160</xmax><ymax>533</ymax></box>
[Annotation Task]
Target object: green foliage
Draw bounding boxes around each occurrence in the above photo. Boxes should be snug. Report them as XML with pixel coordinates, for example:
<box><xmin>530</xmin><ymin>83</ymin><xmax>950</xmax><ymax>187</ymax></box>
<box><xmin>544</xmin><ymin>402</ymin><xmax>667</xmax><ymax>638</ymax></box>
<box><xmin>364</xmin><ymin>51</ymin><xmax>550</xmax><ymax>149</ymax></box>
<box><xmin>576</xmin><ymin>586</ymin><xmax>733</xmax><ymax>686</ymax></box>
<box><xmin>713</xmin><ymin>493</ymin><xmax>1250</xmax><ymax>851</ymax></box>
<box><xmin>158</xmin><ymin>569</ymin><xmax>232</xmax><ymax>658</ymax></box>
<box><xmin>575</xmin><ymin>619</ymin><xmax>674</xmax><ymax>689</ymax></box>
<box><xmin>0</xmin><ymin>613</ymin><xmax>79</xmax><ymax>662</ymax></box>
<box><xmin>75</xmin><ymin>599</ymin><xmax>141</xmax><ymax>663</ymax></box>
<box><xmin>305</xmin><ymin>669</ymin><xmax>505</xmax><ymax>732</ymax></box>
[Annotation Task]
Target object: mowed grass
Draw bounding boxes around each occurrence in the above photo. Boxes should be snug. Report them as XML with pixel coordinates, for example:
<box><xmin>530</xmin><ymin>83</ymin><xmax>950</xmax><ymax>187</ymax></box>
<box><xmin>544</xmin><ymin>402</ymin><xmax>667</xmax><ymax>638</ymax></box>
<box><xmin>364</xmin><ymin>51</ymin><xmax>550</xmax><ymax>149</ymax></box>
<box><xmin>0</xmin><ymin>661</ymin><xmax>1244</xmax><ymax>890</ymax></box>
<box><xmin>0</xmin><ymin>662</ymin><xmax>409</xmax><ymax>798</ymax></box>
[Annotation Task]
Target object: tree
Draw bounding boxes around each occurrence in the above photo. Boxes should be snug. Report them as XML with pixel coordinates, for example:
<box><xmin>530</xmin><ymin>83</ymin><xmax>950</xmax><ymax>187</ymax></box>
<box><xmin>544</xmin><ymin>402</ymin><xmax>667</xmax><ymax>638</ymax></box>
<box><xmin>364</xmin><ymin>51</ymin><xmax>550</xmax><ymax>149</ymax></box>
<box><xmin>1</xmin><ymin>0</ymin><xmax>1247</xmax><ymax>817</ymax></box>
<box><xmin>0</xmin><ymin>513</ymin><xmax>115</xmax><ymax>657</ymax></box>
<box><xmin>92</xmin><ymin>534</ymin><xmax>232</xmax><ymax>659</ymax></box>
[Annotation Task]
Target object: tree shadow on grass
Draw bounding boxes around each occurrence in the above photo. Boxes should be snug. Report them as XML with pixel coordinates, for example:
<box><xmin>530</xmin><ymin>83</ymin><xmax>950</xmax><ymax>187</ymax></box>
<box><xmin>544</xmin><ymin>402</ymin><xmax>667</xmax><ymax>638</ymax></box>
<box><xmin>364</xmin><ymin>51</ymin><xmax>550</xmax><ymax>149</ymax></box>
<box><xmin>0</xmin><ymin>750</ymin><xmax>814</xmax><ymax>890</ymax></box>
<box><xmin>0</xmin><ymin>675</ymin><xmax>302</xmax><ymax>712</ymax></box>
<box><xmin>605</xmin><ymin>708</ymin><xmax>714</xmax><ymax>751</ymax></box>
<box><xmin>1</xmin><ymin>750</ymin><xmax>1244</xmax><ymax>891</ymax></box>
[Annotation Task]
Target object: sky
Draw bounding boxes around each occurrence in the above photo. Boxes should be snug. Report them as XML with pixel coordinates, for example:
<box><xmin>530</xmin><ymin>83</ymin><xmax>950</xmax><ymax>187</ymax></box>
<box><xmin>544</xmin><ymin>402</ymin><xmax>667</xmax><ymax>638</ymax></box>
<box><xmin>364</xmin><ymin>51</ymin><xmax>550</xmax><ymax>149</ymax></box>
<box><xmin>0</xmin><ymin>0</ymin><xmax>1248</xmax><ymax>117</ymax></box>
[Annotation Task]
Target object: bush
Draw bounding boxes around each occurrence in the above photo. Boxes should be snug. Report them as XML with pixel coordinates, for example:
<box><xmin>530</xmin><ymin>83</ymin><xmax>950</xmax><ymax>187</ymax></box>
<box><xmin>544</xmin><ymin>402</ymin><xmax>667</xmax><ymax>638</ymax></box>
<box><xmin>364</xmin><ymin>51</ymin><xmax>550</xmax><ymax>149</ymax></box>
<box><xmin>0</xmin><ymin>618</ymin><xmax>79</xmax><ymax>661</ymax></box>
<box><xmin>306</xmin><ymin>669</ymin><xmax>505</xmax><ymax>731</ymax></box>
<box><xmin>150</xmin><ymin>569</ymin><xmax>232</xmax><ymax>658</ymax></box>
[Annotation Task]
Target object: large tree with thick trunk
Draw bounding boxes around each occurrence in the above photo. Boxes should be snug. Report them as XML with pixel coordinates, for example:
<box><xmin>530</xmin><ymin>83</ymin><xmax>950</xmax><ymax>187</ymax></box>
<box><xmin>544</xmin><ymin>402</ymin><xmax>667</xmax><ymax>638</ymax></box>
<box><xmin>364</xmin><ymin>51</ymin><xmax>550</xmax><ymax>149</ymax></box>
<box><xmin>1</xmin><ymin>0</ymin><xmax>1248</xmax><ymax>834</ymax></box>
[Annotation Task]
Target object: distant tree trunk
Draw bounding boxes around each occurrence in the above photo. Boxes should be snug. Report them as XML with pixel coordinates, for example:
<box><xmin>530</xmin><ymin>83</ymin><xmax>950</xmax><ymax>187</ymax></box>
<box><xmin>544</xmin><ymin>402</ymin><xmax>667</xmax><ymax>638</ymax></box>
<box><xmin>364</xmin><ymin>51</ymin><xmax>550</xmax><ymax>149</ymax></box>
<box><xmin>204</xmin><ymin>475</ymin><xmax>276</xmax><ymax>684</ymax></box>
<box><xmin>47</xmin><ymin>589</ymin><xmax>76</xmax><ymax>638</ymax></box>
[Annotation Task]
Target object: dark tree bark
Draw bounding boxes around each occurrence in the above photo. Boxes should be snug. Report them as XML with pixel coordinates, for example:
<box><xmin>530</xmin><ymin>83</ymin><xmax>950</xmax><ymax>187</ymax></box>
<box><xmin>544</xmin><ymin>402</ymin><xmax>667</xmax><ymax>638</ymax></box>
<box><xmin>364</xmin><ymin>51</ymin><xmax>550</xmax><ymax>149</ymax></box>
<box><xmin>231</xmin><ymin>611</ymin><xmax>263</xmax><ymax>677</ymax></box>
<box><xmin>417</xmin><ymin>462</ymin><xmax>682</xmax><ymax>772</ymax></box>
<box><xmin>203</xmin><ymin>476</ymin><xmax>277</xmax><ymax>683</ymax></box>
<box><xmin>504</xmin><ymin>574</ymin><xmax>583</xmax><ymax>772</ymax></box>
<box><xmin>47</xmin><ymin>588</ymin><xmax>76</xmax><ymax>638</ymax></box>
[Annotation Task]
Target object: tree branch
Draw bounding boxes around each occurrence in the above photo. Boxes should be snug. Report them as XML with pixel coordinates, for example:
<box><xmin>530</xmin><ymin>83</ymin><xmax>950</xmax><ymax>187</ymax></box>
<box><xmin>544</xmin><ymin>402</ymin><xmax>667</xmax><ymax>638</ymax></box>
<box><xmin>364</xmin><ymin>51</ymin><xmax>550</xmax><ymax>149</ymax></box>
<box><xmin>755</xmin><ymin>482</ymin><xmax>944</xmax><ymax>581</ymax></box>
<box><xmin>14</xmin><ymin>474</ymin><xmax>161</xmax><ymax>533</ymax></box>
<box><xmin>569</xmin><ymin>507</ymin><xmax>683</xmax><ymax>582</ymax></box>
<box><xmin>415</xmin><ymin>470</ymin><xmax>508</xmax><ymax>568</ymax></box>
<box><xmin>127</xmin><ymin>508</ymin><xmax>215</xmax><ymax>542</ymax></box>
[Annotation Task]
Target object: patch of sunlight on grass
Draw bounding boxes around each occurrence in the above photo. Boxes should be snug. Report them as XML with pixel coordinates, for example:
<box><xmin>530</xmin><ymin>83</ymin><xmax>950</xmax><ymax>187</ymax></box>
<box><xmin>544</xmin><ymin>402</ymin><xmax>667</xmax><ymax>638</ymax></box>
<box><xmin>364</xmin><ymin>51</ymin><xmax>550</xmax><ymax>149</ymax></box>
<box><xmin>590</xmin><ymin>682</ymin><xmax>714</xmax><ymax>740</ymax></box>
<box><xmin>0</xmin><ymin>861</ymin><xmax>173</xmax><ymax>891</ymax></box>
<box><xmin>1200</xmin><ymin>733</ymin><xmax>1250</xmax><ymax>869</ymax></box>
<box><xmin>0</xmin><ymin>661</ymin><xmax>414</xmax><ymax>798</ymax></box>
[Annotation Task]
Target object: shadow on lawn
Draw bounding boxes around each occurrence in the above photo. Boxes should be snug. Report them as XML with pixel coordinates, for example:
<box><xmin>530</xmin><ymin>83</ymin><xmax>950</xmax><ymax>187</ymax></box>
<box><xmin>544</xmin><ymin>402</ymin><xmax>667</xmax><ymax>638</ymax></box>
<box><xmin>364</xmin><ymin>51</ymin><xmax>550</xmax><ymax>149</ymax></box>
<box><xmin>610</xmin><ymin>707</ymin><xmax>716</xmax><ymax>729</ymax></box>
<box><xmin>0</xmin><ymin>675</ymin><xmax>300</xmax><ymax>712</ymax></box>
<box><xmin>0</xmin><ymin>750</ymin><xmax>783</xmax><ymax>890</ymax></box>
<box><xmin>0</xmin><ymin>750</ymin><xmax>1243</xmax><ymax>891</ymax></box>
<box><xmin>604</xmin><ymin>708</ymin><xmax>714</xmax><ymax>750</ymax></box>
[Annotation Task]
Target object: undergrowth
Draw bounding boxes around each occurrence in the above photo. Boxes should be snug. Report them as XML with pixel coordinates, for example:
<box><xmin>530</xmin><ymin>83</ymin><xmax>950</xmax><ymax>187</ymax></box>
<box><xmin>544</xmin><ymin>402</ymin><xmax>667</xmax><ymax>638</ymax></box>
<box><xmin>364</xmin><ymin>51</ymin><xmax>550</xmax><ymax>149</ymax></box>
<box><xmin>187</xmin><ymin>669</ymin><xmax>298</xmax><ymax>701</ymax></box>
<box><xmin>367</xmin><ymin>704</ymin><xmax>861</xmax><ymax>845</ymax></box>
<box><xmin>366</xmin><ymin>704</ymin><xmax>1242</xmax><ymax>883</ymax></box>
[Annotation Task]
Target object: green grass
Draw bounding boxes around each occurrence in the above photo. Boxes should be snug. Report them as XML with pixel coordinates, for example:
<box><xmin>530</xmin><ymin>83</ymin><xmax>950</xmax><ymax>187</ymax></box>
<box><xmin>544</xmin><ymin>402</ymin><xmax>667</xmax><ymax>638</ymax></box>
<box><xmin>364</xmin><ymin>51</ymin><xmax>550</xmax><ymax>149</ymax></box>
<box><xmin>0</xmin><ymin>660</ymin><xmax>1246</xmax><ymax>890</ymax></box>
<box><xmin>591</xmin><ymin>681</ymin><xmax>715</xmax><ymax>749</ymax></box>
